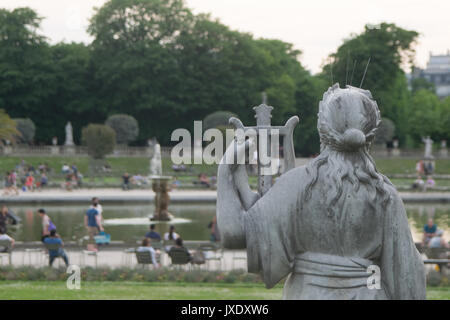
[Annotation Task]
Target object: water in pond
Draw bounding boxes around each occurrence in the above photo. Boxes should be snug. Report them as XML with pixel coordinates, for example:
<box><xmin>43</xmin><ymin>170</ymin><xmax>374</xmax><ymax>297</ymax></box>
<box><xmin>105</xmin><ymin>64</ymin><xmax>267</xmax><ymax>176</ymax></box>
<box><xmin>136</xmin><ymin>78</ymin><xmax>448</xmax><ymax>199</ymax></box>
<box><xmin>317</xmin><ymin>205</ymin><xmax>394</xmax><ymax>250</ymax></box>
<box><xmin>3</xmin><ymin>203</ymin><xmax>450</xmax><ymax>243</ymax></box>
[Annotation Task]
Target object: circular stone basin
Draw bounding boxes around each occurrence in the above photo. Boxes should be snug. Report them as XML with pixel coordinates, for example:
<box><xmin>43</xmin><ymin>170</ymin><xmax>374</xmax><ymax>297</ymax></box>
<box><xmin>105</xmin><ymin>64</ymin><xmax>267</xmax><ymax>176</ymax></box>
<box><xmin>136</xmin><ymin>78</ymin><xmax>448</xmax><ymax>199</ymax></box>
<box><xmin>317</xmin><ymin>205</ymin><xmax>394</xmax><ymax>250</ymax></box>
<box><xmin>103</xmin><ymin>217</ymin><xmax>191</xmax><ymax>226</ymax></box>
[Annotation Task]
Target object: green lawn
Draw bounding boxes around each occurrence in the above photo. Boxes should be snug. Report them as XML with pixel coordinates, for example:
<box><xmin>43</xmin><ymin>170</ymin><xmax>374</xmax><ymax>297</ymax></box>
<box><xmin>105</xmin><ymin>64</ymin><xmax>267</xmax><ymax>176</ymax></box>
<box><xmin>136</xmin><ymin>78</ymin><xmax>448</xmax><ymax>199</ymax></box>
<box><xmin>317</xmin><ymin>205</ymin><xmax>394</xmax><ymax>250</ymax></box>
<box><xmin>0</xmin><ymin>281</ymin><xmax>448</xmax><ymax>300</ymax></box>
<box><xmin>375</xmin><ymin>158</ymin><xmax>450</xmax><ymax>175</ymax></box>
<box><xmin>0</xmin><ymin>156</ymin><xmax>218</xmax><ymax>179</ymax></box>
<box><xmin>3</xmin><ymin>155</ymin><xmax>450</xmax><ymax>176</ymax></box>
<box><xmin>3</xmin><ymin>155</ymin><xmax>450</xmax><ymax>190</ymax></box>
<box><xmin>0</xmin><ymin>281</ymin><xmax>282</xmax><ymax>300</ymax></box>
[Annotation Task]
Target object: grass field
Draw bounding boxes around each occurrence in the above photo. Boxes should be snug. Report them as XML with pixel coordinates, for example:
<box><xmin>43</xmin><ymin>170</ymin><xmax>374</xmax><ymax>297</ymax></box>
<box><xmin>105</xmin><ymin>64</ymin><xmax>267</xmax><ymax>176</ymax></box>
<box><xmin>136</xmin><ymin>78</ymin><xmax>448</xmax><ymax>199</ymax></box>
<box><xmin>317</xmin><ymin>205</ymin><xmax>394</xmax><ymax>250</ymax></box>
<box><xmin>2</xmin><ymin>156</ymin><xmax>450</xmax><ymax>190</ymax></box>
<box><xmin>0</xmin><ymin>281</ymin><xmax>448</xmax><ymax>300</ymax></box>
<box><xmin>2</xmin><ymin>155</ymin><xmax>450</xmax><ymax>176</ymax></box>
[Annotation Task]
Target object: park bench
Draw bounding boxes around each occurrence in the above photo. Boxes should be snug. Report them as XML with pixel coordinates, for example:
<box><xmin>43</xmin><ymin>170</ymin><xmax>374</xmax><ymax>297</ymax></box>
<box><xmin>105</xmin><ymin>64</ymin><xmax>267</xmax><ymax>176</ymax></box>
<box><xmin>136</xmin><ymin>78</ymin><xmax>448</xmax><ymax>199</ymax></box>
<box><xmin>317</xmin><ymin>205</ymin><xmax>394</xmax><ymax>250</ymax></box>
<box><xmin>425</xmin><ymin>247</ymin><xmax>449</xmax><ymax>259</ymax></box>
<box><xmin>423</xmin><ymin>259</ymin><xmax>450</xmax><ymax>273</ymax></box>
<box><xmin>423</xmin><ymin>247</ymin><xmax>449</xmax><ymax>273</ymax></box>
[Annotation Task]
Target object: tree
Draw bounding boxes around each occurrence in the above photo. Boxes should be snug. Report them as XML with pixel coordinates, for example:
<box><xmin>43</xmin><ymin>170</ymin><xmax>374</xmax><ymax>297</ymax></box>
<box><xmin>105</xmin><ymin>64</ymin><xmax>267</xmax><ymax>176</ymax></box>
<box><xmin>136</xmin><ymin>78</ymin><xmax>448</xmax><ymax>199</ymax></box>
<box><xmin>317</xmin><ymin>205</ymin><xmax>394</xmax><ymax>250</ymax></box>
<box><xmin>203</xmin><ymin>111</ymin><xmax>237</xmax><ymax>130</ymax></box>
<box><xmin>81</xmin><ymin>124</ymin><xmax>116</xmax><ymax>159</ymax></box>
<box><xmin>0</xmin><ymin>109</ymin><xmax>19</xmax><ymax>145</ymax></box>
<box><xmin>408</xmin><ymin>89</ymin><xmax>441</xmax><ymax>144</ymax></box>
<box><xmin>88</xmin><ymin>0</ymin><xmax>193</xmax><ymax>143</ymax></box>
<box><xmin>105</xmin><ymin>114</ymin><xmax>139</xmax><ymax>145</ymax></box>
<box><xmin>0</xmin><ymin>8</ymin><xmax>57</xmax><ymax>143</ymax></box>
<box><xmin>410</xmin><ymin>77</ymin><xmax>435</xmax><ymax>95</ymax></box>
<box><xmin>438</xmin><ymin>97</ymin><xmax>450</xmax><ymax>142</ymax></box>
<box><xmin>375</xmin><ymin>117</ymin><xmax>395</xmax><ymax>145</ymax></box>
<box><xmin>47</xmin><ymin>42</ymin><xmax>96</xmax><ymax>144</ymax></box>
<box><xmin>13</xmin><ymin>118</ymin><xmax>35</xmax><ymax>144</ymax></box>
<box><xmin>321</xmin><ymin>23</ymin><xmax>419</xmax><ymax>143</ymax></box>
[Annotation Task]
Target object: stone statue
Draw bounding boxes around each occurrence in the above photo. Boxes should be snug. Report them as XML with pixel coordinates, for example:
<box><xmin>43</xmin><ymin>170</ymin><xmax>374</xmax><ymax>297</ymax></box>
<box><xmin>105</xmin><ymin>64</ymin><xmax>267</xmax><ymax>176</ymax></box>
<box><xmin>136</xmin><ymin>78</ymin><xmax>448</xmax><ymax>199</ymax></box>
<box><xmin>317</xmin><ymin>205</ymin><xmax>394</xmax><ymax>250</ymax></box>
<box><xmin>422</xmin><ymin>136</ymin><xmax>433</xmax><ymax>159</ymax></box>
<box><xmin>440</xmin><ymin>140</ymin><xmax>448</xmax><ymax>157</ymax></box>
<box><xmin>64</xmin><ymin>122</ymin><xmax>74</xmax><ymax>146</ymax></box>
<box><xmin>150</xmin><ymin>143</ymin><xmax>163</xmax><ymax>176</ymax></box>
<box><xmin>217</xmin><ymin>84</ymin><xmax>426</xmax><ymax>300</ymax></box>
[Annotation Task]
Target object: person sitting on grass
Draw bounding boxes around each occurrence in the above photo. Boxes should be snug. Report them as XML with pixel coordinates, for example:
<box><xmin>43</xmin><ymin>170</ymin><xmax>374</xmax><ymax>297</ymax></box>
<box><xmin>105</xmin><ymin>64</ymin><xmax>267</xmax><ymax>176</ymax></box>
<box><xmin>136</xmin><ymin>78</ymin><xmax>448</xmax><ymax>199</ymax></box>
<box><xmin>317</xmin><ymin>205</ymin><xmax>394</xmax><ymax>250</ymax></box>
<box><xmin>25</xmin><ymin>172</ymin><xmax>35</xmax><ymax>192</ymax></box>
<box><xmin>122</xmin><ymin>172</ymin><xmax>130</xmax><ymax>190</ymax></box>
<box><xmin>137</xmin><ymin>238</ymin><xmax>160</xmax><ymax>268</ymax></box>
<box><xmin>43</xmin><ymin>229</ymin><xmax>69</xmax><ymax>267</ymax></box>
<box><xmin>198</xmin><ymin>173</ymin><xmax>210</xmax><ymax>188</ymax></box>
<box><xmin>412</xmin><ymin>176</ymin><xmax>425</xmax><ymax>191</ymax></box>
<box><xmin>426</xmin><ymin>176</ymin><xmax>435</xmax><ymax>188</ymax></box>
<box><xmin>2</xmin><ymin>172</ymin><xmax>11</xmax><ymax>196</ymax></box>
<box><xmin>171</xmin><ymin>176</ymin><xmax>181</xmax><ymax>189</ymax></box>
<box><xmin>37</xmin><ymin>172</ymin><xmax>48</xmax><ymax>191</ymax></box>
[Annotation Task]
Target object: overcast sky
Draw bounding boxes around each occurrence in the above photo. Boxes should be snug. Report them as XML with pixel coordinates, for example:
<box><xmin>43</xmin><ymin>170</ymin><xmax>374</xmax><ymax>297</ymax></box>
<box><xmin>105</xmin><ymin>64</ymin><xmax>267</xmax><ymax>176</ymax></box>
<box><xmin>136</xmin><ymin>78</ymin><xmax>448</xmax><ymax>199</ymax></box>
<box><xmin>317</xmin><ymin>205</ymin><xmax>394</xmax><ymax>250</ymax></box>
<box><xmin>2</xmin><ymin>0</ymin><xmax>449</xmax><ymax>74</ymax></box>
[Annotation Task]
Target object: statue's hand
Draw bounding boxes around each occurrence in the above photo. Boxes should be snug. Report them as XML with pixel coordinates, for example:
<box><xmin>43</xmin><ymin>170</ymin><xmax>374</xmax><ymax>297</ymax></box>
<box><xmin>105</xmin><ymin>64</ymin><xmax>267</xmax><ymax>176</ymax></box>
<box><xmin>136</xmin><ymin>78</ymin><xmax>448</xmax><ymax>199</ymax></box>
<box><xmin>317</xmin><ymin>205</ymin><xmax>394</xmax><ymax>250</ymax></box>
<box><xmin>226</xmin><ymin>136</ymin><xmax>255</xmax><ymax>172</ymax></box>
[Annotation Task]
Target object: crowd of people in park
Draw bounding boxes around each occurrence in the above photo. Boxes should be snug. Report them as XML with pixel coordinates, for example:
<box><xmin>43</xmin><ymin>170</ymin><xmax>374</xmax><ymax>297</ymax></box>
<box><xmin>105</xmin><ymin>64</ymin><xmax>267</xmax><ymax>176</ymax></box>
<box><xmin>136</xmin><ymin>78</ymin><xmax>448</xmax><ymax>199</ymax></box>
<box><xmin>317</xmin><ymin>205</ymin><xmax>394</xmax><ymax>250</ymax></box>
<box><xmin>0</xmin><ymin>195</ymin><xmax>223</xmax><ymax>268</ymax></box>
<box><xmin>2</xmin><ymin>158</ymin><xmax>219</xmax><ymax>194</ymax></box>
<box><xmin>0</xmin><ymin>194</ymin><xmax>448</xmax><ymax>269</ymax></box>
<box><xmin>1</xmin><ymin>160</ymin><xmax>85</xmax><ymax>195</ymax></box>
<box><xmin>61</xmin><ymin>163</ymin><xmax>83</xmax><ymax>191</ymax></box>
<box><xmin>412</xmin><ymin>160</ymin><xmax>436</xmax><ymax>191</ymax></box>
<box><xmin>121</xmin><ymin>172</ymin><xmax>151</xmax><ymax>190</ymax></box>
<box><xmin>2</xmin><ymin>160</ymin><xmax>51</xmax><ymax>195</ymax></box>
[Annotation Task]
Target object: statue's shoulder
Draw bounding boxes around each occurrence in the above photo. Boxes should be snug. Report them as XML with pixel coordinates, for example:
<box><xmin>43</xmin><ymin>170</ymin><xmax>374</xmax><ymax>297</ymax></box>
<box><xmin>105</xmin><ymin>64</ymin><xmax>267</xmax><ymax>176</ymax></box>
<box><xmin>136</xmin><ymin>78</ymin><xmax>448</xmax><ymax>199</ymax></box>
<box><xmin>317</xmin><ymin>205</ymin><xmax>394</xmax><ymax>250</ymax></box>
<box><xmin>381</xmin><ymin>177</ymin><xmax>403</xmax><ymax>206</ymax></box>
<box><xmin>275</xmin><ymin>165</ymin><xmax>308</xmax><ymax>186</ymax></box>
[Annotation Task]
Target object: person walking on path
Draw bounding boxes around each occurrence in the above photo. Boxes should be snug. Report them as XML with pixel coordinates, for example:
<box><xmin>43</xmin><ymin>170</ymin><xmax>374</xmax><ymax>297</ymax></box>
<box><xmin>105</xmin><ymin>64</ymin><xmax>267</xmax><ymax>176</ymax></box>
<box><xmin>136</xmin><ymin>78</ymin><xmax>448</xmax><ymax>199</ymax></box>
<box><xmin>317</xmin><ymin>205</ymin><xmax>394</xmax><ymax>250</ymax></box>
<box><xmin>38</xmin><ymin>208</ymin><xmax>56</xmax><ymax>242</ymax></box>
<box><xmin>90</xmin><ymin>197</ymin><xmax>103</xmax><ymax>223</ymax></box>
<box><xmin>84</xmin><ymin>204</ymin><xmax>104</xmax><ymax>251</ymax></box>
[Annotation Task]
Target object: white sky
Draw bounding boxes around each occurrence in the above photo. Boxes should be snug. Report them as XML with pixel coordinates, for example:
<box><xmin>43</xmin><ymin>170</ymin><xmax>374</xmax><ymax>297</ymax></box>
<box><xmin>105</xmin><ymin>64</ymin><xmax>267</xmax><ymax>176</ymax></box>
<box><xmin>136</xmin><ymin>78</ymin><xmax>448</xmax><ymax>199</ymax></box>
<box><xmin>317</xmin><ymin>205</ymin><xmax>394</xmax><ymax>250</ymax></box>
<box><xmin>1</xmin><ymin>0</ymin><xmax>449</xmax><ymax>74</ymax></box>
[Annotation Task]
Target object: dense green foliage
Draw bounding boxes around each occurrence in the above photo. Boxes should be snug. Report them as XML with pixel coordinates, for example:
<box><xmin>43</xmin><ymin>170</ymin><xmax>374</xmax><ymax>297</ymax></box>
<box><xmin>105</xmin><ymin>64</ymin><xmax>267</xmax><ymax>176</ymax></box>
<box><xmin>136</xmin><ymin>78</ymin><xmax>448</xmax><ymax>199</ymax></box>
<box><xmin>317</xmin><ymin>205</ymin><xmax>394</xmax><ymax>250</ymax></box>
<box><xmin>13</xmin><ymin>118</ymin><xmax>35</xmax><ymax>144</ymax></box>
<box><xmin>0</xmin><ymin>2</ymin><xmax>324</xmax><ymax>155</ymax></box>
<box><xmin>321</xmin><ymin>23</ymin><xmax>418</xmax><ymax>143</ymax></box>
<box><xmin>81</xmin><ymin>124</ymin><xmax>116</xmax><ymax>159</ymax></box>
<box><xmin>0</xmin><ymin>109</ymin><xmax>19</xmax><ymax>144</ymax></box>
<box><xmin>1</xmin><ymin>3</ymin><xmax>449</xmax><ymax>155</ymax></box>
<box><xmin>375</xmin><ymin>117</ymin><xmax>395</xmax><ymax>145</ymax></box>
<box><xmin>105</xmin><ymin>114</ymin><xmax>139</xmax><ymax>145</ymax></box>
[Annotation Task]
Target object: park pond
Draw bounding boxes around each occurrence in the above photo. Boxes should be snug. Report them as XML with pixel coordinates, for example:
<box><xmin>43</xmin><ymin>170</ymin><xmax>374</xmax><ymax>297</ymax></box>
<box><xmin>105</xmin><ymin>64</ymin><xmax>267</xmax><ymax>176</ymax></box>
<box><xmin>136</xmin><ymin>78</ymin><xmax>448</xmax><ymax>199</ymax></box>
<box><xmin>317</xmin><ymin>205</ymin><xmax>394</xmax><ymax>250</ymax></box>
<box><xmin>4</xmin><ymin>203</ymin><xmax>450</xmax><ymax>243</ymax></box>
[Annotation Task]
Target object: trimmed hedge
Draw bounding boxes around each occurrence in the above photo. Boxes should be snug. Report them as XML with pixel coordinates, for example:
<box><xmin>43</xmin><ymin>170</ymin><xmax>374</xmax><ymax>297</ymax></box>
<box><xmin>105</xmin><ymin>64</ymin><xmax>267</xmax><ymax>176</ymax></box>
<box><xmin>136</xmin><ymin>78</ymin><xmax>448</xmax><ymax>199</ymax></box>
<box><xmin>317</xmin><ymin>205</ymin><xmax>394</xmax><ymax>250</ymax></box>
<box><xmin>0</xmin><ymin>266</ymin><xmax>262</xmax><ymax>284</ymax></box>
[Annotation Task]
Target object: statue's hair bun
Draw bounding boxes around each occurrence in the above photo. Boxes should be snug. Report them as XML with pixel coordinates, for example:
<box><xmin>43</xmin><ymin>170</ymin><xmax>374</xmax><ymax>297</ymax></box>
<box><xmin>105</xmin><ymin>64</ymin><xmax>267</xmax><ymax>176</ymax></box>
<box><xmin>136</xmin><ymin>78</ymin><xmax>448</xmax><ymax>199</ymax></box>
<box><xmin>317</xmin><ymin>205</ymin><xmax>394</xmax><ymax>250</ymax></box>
<box><xmin>318</xmin><ymin>84</ymin><xmax>380</xmax><ymax>152</ymax></box>
<box><xmin>341</xmin><ymin>128</ymin><xmax>366</xmax><ymax>151</ymax></box>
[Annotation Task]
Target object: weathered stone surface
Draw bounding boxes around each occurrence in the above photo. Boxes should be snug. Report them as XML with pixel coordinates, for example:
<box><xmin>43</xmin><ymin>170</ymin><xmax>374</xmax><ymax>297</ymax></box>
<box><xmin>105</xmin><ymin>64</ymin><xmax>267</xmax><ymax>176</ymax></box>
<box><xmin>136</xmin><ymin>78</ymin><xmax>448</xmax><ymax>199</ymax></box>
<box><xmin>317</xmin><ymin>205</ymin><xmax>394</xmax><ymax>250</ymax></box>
<box><xmin>217</xmin><ymin>84</ymin><xmax>426</xmax><ymax>300</ymax></box>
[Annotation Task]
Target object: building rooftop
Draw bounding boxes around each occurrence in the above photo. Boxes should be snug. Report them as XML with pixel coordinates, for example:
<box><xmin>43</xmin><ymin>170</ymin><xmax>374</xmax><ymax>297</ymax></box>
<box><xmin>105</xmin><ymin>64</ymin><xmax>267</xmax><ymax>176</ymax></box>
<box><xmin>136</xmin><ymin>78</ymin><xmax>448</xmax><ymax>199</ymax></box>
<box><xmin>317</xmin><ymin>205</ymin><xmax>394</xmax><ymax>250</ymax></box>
<box><xmin>425</xmin><ymin>52</ymin><xmax>450</xmax><ymax>73</ymax></box>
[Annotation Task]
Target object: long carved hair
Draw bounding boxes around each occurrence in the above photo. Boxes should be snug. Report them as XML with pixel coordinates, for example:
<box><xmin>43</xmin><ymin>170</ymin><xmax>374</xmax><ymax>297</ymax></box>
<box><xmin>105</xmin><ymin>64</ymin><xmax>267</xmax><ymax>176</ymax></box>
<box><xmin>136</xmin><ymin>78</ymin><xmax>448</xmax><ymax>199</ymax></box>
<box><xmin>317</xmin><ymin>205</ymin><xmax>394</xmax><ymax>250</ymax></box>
<box><xmin>303</xmin><ymin>84</ymin><xmax>393</xmax><ymax>217</ymax></box>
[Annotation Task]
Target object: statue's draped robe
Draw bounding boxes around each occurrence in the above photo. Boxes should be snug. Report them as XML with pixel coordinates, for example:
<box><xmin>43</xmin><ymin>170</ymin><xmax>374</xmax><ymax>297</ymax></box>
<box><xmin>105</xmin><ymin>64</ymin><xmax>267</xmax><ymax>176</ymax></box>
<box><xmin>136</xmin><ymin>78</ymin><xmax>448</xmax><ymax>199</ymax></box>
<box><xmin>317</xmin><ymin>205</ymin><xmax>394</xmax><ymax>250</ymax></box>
<box><xmin>218</xmin><ymin>165</ymin><xmax>426</xmax><ymax>300</ymax></box>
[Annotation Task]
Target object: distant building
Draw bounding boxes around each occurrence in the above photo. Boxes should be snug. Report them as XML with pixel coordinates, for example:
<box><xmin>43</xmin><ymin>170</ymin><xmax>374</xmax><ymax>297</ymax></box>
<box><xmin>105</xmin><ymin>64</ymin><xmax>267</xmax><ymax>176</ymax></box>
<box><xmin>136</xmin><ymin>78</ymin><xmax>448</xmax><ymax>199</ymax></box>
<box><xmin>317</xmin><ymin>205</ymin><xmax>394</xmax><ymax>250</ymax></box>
<box><xmin>411</xmin><ymin>51</ymin><xmax>450</xmax><ymax>98</ymax></box>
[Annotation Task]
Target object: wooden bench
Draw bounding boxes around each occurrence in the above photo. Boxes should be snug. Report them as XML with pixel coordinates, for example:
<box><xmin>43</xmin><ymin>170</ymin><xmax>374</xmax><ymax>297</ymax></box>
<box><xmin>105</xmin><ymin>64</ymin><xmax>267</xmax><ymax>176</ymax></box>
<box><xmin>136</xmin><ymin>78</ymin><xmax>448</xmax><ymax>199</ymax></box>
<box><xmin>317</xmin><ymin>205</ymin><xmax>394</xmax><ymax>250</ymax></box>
<box><xmin>423</xmin><ymin>259</ymin><xmax>450</xmax><ymax>273</ymax></box>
